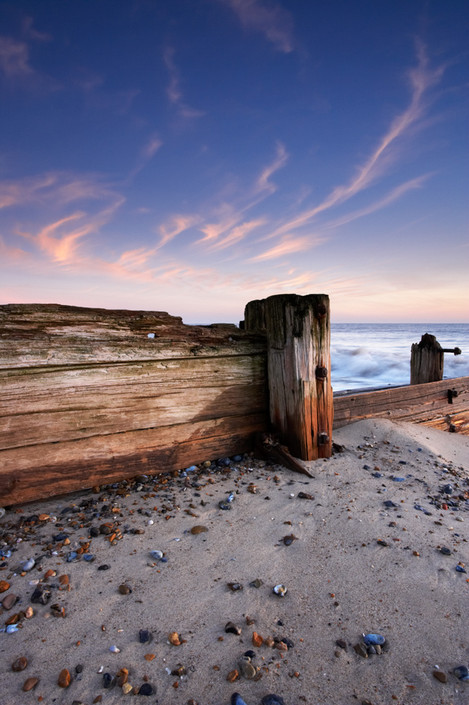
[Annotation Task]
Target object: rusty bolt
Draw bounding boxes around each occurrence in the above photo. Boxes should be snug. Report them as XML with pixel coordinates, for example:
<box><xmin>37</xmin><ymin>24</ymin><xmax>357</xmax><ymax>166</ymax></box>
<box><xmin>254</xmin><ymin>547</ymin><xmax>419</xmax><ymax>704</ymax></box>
<box><xmin>315</xmin><ymin>366</ymin><xmax>328</xmax><ymax>379</ymax></box>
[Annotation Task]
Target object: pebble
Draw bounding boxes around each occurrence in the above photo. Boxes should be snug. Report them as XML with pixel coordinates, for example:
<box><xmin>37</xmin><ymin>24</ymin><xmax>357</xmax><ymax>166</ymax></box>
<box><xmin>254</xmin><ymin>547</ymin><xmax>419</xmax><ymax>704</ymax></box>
<box><xmin>21</xmin><ymin>557</ymin><xmax>35</xmax><ymax>572</ymax></box>
<box><xmin>225</xmin><ymin>621</ymin><xmax>242</xmax><ymax>635</ymax></box>
<box><xmin>261</xmin><ymin>696</ymin><xmax>286</xmax><ymax>705</ymax></box>
<box><xmin>190</xmin><ymin>525</ymin><xmax>208</xmax><ymax>534</ymax></box>
<box><xmin>22</xmin><ymin>677</ymin><xmax>39</xmax><ymax>691</ymax></box>
<box><xmin>12</xmin><ymin>656</ymin><xmax>28</xmax><ymax>671</ymax></box>
<box><xmin>168</xmin><ymin>631</ymin><xmax>182</xmax><ymax>646</ymax></box>
<box><xmin>297</xmin><ymin>491</ymin><xmax>314</xmax><ymax>500</ymax></box>
<box><xmin>454</xmin><ymin>665</ymin><xmax>469</xmax><ymax>681</ymax></box>
<box><xmin>102</xmin><ymin>672</ymin><xmax>115</xmax><ymax>688</ymax></box>
<box><xmin>363</xmin><ymin>633</ymin><xmax>385</xmax><ymax>646</ymax></box>
<box><xmin>109</xmin><ymin>645</ymin><xmax>121</xmax><ymax>653</ymax></box>
<box><xmin>283</xmin><ymin>534</ymin><xmax>297</xmax><ymax>546</ymax></box>
<box><xmin>2</xmin><ymin>593</ymin><xmax>18</xmax><ymax>610</ymax></box>
<box><xmin>139</xmin><ymin>629</ymin><xmax>153</xmax><ymax>643</ymax></box>
<box><xmin>440</xmin><ymin>546</ymin><xmax>452</xmax><ymax>555</ymax></box>
<box><xmin>252</xmin><ymin>632</ymin><xmax>263</xmax><ymax>647</ymax></box>
<box><xmin>97</xmin><ymin>564</ymin><xmax>110</xmax><ymax>571</ymax></box>
<box><xmin>118</xmin><ymin>584</ymin><xmax>132</xmax><ymax>594</ymax></box>
<box><xmin>432</xmin><ymin>670</ymin><xmax>448</xmax><ymax>683</ymax></box>
<box><xmin>149</xmin><ymin>550</ymin><xmax>163</xmax><ymax>560</ymax></box>
<box><xmin>273</xmin><ymin>584</ymin><xmax>287</xmax><ymax>597</ymax></box>
<box><xmin>0</xmin><ymin>580</ymin><xmax>10</xmax><ymax>593</ymax></box>
<box><xmin>227</xmin><ymin>582</ymin><xmax>243</xmax><ymax>592</ymax></box>
<box><xmin>138</xmin><ymin>683</ymin><xmax>155</xmax><ymax>695</ymax></box>
<box><xmin>231</xmin><ymin>694</ymin><xmax>248</xmax><ymax>705</ymax></box>
<box><xmin>238</xmin><ymin>657</ymin><xmax>256</xmax><ymax>679</ymax></box>
<box><xmin>31</xmin><ymin>585</ymin><xmax>51</xmax><ymax>604</ymax></box>
<box><xmin>227</xmin><ymin>669</ymin><xmax>240</xmax><ymax>683</ymax></box>
<box><xmin>58</xmin><ymin>668</ymin><xmax>71</xmax><ymax>687</ymax></box>
<box><xmin>249</xmin><ymin>579</ymin><xmax>263</xmax><ymax>588</ymax></box>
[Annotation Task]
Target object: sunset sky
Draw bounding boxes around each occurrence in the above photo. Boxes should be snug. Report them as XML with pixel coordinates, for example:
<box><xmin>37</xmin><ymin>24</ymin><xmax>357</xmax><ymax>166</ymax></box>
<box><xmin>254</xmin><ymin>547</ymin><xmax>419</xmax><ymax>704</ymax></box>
<box><xmin>1</xmin><ymin>1</ymin><xmax>467</xmax><ymax>323</ymax></box>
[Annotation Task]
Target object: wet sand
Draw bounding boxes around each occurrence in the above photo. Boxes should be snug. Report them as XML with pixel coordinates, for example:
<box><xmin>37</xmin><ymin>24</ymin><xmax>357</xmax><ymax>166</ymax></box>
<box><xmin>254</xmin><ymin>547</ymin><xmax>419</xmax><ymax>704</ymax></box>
<box><xmin>0</xmin><ymin>418</ymin><xmax>468</xmax><ymax>705</ymax></box>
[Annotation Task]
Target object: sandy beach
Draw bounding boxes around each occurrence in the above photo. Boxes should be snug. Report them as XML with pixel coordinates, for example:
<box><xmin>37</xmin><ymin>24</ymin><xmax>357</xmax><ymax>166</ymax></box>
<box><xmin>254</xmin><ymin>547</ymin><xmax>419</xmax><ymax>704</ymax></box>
<box><xmin>0</xmin><ymin>418</ymin><xmax>468</xmax><ymax>705</ymax></box>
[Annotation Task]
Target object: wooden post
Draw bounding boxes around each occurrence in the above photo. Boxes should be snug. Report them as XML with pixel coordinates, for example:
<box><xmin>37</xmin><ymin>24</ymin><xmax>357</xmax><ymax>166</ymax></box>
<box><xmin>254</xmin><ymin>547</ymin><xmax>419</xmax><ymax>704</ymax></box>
<box><xmin>410</xmin><ymin>334</ymin><xmax>444</xmax><ymax>384</ymax></box>
<box><xmin>244</xmin><ymin>294</ymin><xmax>333</xmax><ymax>460</ymax></box>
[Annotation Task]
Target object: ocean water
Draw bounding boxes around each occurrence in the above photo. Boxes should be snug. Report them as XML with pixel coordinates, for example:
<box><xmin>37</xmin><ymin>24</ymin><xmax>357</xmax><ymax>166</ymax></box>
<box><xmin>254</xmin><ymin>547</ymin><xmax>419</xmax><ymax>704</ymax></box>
<box><xmin>331</xmin><ymin>323</ymin><xmax>469</xmax><ymax>392</ymax></box>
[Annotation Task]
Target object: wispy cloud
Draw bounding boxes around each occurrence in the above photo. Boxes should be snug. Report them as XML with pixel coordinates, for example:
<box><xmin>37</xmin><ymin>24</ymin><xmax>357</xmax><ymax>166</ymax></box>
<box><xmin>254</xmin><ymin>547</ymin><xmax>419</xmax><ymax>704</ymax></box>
<box><xmin>249</xmin><ymin>235</ymin><xmax>312</xmax><ymax>262</ymax></box>
<box><xmin>268</xmin><ymin>40</ymin><xmax>445</xmax><ymax>239</ymax></box>
<box><xmin>208</xmin><ymin>217</ymin><xmax>266</xmax><ymax>251</ymax></box>
<box><xmin>163</xmin><ymin>46</ymin><xmax>205</xmax><ymax>119</ymax></box>
<box><xmin>255</xmin><ymin>141</ymin><xmax>288</xmax><ymax>195</ymax></box>
<box><xmin>0</xmin><ymin>37</ymin><xmax>33</xmax><ymax>78</ymax></box>
<box><xmin>157</xmin><ymin>214</ymin><xmax>200</xmax><ymax>249</ymax></box>
<box><xmin>220</xmin><ymin>0</ymin><xmax>295</xmax><ymax>53</ymax></box>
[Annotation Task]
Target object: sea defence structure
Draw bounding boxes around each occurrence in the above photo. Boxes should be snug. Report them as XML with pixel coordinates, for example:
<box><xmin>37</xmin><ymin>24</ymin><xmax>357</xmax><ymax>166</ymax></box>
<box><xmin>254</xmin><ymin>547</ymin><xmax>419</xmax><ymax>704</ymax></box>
<box><xmin>1</xmin><ymin>297</ymin><xmax>468</xmax><ymax>506</ymax></box>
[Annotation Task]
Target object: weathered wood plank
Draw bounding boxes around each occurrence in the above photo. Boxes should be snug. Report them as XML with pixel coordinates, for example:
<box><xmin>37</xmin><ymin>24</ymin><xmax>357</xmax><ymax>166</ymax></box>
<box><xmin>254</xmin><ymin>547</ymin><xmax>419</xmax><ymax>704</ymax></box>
<box><xmin>0</xmin><ymin>413</ymin><xmax>267</xmax><ymax>505</ymax></box>
<box><xmin>0</xmin><ymin>356</ymin><xmax>267</xmax><ymax>449</ymax></box>
<box><xmin>333</xmin><ymin>376</ymin><xmax>469</xmax><ymax>434</ymax></box>
<box><xmin>245</xmin><ymin>294</ymin><xmax>333</xmax><ymax>460</ymax></box>
<box><xmin>0</xmin><ymin>303</ymin><xmax>266</xmax><ymax>368</ymax></box>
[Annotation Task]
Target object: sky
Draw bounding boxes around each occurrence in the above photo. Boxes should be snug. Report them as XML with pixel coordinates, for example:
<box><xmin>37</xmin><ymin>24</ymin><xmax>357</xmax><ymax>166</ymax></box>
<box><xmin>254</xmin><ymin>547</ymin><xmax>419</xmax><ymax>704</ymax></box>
<box><xmin>0</xmin><ymin>1</ymin><xmax>468</xmax><ymax>324</ymax></box>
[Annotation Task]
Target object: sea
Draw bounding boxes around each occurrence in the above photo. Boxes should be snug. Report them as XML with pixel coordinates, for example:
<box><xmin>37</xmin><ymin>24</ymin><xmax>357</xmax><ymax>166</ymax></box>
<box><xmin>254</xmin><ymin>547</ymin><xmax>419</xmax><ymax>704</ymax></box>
<box><xmin>331</xmin><ymin>323</ymin><xmax>469</xmax><ymax>392</ymax></box>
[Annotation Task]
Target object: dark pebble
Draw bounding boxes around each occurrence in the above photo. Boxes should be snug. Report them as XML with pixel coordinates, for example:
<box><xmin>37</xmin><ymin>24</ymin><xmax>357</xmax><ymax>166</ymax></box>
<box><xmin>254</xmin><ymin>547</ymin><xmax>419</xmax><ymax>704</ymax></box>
<box><xmin>261</xmin><ymin>696</ymin><xmax>286</xmax><ymax>705</ymax></box>
<box><xmin>244</xmin><ymin>650</ymin><xmax>256</xmax><ymax>659</ymax></box>
<box><xmin>75</xmin><ymin>664</ymin><xmax>83</xmax><ymax>674</ymax></box>
<box><xmin>280</xmin><ymin>637</ymin><xmax>294</xmax><ymax>649</ymax></box>
<box><xmin>433</xmin><ymin>670</ymin><xmax>448</xmax><ymax>683</ymax></box>
<box><xmin>249</xmin><ymin>579</ymin><xmax>263</xmax><ymax>589</ymax></box>
<box><xmin>102</xmin><ymin>672</ymin><xmax>115</xmax><ymax>689</ymax></box>
<box><xmin>442</xmin><ymin>484</ymin><xmax>453</xmax><ymax>495</ymax></box>
<box><xmin>100</xmin><ymin>524</ymin><xmax>112</xmax><ymax>535</ymax></box>
<box><xmin>118</xmin><ymin>584</ymin><xmax>132</xmax><ymax>594</ymax></box>
<box><xmin>139</xmin><ymin>629</ymin><xmax>153</xmax><ymax>643</ymax></box>
<box><xmin>440</xmin><ymin>547</ymin><xmax>452</xmax><ymax>555</ymax></box>
<box><xmin>227</xmin><ymin>582</ymin><xmax>243</xmax><ymax>591</ymax></box>
<box><xmin>336</xmin><ymin>639</ymin><xmax>347</xmax><ymax>651</ymax></box>
<box><xmin>454</xmin><ymin>665</ymin><xmax>469</xmax><ymax>681</ymax></box>
<box><xmin>456</xmin><ymin>565</ymin><xmax>467</xmax><ymax>573</ymax></box>
<box><xmin>97</xmin><ymin>564</ymin><xmax>110</xmax><ymax>571</ymax></box>
<box><xmin>383</xmin><ymin>500</ymin><xmax>397</xmax><ymax>508</ymax></box>
<box><xmin>225</xmin><ymin>621</ymin><xmax>242</xmax><ymax>635</ymax></box>
<box><xmin>219</xmin><ymin>501</ymin><xmax>231</xmax><ymax>510</ymax></box>
<box><xmin>12</xmin><ymin>656</ymin><xmax>28</xmax><ymax>671</ymax></box>
<box><xmin>283</xmin><ymin>534</ymin><xmax>296</xmax><ymax>546</ymax></box>
<box><xmin>31</xmin><ymin>585</ymin><xmax>51</xmax><ymax>605</ymax></box>
<box><xmin>297</xmin><ymin>491</ymin><xmax>314</xmax><ymax>500</ymax></box>
<box><xmin>2</xmin><ymin>593</ymin><xmax>18</xmax><ymax>610</ymax></box>
<box><xmin>138</xmin><ymin>683</ymin><xmax>155</xmax><ymax>695</ymax></box>
<box><xmin>231</xmin><ymin>694</ymin><xmax>248</xmax><ymax>705</ymax></box>
<box><xmin>89</xmin><ymin>527</ymin><xmax>100</xmax><ymax>537</ymax></box>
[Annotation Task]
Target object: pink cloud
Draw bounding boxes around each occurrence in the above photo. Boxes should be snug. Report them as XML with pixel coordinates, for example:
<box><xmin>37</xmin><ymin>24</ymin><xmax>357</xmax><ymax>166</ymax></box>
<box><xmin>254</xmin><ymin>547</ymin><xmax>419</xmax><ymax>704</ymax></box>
<box><xmin>221</xmin><ymin>0</ymin><xmax>295</xmax><ymax>53</ymax></box>
<box><xmin>249</xmin><ymin>235</ymin><xmax>312</xmax><ymax>262</ymax></box>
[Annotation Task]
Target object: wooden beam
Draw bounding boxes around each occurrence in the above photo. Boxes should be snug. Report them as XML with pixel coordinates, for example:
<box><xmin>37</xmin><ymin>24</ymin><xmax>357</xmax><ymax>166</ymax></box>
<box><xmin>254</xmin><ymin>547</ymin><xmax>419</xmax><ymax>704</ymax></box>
<box><xmin>410</xmin><ymin>333</ymin><xmax>444</xmax><ymax>384</ymax></box>
<box><xmin>245</xmin><ymin>294</ymin><xmax>333</xmax><ymax>460</ymax></box>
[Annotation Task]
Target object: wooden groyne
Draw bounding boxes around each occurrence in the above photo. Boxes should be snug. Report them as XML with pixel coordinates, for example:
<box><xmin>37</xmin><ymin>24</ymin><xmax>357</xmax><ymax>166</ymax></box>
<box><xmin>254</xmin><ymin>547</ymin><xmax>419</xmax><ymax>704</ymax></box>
<box><xmin>0</xmin><ymin>300</ymin><xmax>467</xmax><ymax>506</ymax></box>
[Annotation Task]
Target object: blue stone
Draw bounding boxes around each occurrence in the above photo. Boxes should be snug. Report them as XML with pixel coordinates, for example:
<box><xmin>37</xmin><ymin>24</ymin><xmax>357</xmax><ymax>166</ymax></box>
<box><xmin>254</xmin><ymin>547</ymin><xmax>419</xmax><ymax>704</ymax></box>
<box><xmin>456</xmin><ymin>565</ymin><xmax>467</xmax><ymax>573</ymax></box>
<box><xmin>454</xmin><ymin>665</ymin><xmax>469</xmax><ymax>681</ymax></box>
<box><xmin>231</xmin><ymin>694</ymin><xmax>249</xmax><ymax>705</ymax></box>
<box><xmin>363</xmin><ymin>633</ymin><xmax>385</xmax><ymax>646</ymax></box>
<box><xmin>261</xmin><ymin>696</ymin><xmax>286</xmax><ymax>705</ymax></box>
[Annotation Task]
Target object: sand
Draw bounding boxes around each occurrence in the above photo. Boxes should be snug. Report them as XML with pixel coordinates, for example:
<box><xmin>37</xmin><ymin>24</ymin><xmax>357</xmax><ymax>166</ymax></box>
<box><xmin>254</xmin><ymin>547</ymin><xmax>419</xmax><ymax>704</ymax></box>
<box><xmin>0</xmin><ymin>418</ymin><xmax>468</xmax><ymax>705</ymax></box>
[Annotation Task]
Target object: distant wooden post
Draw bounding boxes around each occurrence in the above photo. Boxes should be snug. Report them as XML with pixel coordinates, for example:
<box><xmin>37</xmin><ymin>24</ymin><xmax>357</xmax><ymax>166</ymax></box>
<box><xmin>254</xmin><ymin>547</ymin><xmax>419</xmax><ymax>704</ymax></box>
<box><xmin>410</xmin><ymin>334</ymin><xmax>444</xmax><ymax>384</ymax></box>
<box><xmin>244</xmin><ymin>294</ymin><xmax>333</xmax><ymax>460</ymax></box>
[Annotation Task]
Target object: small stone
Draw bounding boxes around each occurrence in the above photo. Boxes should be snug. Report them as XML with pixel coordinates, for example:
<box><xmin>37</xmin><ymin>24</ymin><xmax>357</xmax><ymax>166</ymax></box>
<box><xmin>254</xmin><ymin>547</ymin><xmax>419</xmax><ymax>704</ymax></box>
<box><xmin>440</xmin><ymin>546</ymin><xmax>452</xmax><ymax>555</ymax></box>
<box><xmin>171</xmin><ymin>665</ymin><xmax>186</xmax><ymax>676</ymax></box>
<box><xmin>0</xmin><ymin>580</ymin><xmax>10</xmax><ymax>593</ymax></box>
<box><xmin>226</xmin><ymin>669</ymin><xmax>239</xmax><ymax>682</ymax></box>
<box><xmin>363</xmin><ymin>633</ymin><xmax>385</xmax><ymax>646</ymax></box>
<box><xmin>31</xmin><ymin>585</ymin><xmax>51</xmax><ymax>605</ymax></box>
<box><xmin>59</xmin><ymin>574</ymin><xmax>70</xmax><ymax>586</ymax></box>
<box><xmin>144</xmin><ymin>653</ymin><xmax>156</xmax><ymax>661</ymax></box>
<box><xmin>25</xmin><ymin>606</ymin><xmax>34</xmax><ymax>619</ymax></box>
<box><xmin>139</xmin><ymin>629</ymin><xmax>153</xmax><ymax>643</ymax></box>
<box><xmin>261</xmin><ymin>696</ymin><xmax>286</xmax><ymax>705</ymax></box>
<box><xmin>272</xmin><ymin>584</ymin><xmax>287</xmax><ymax>597</ymax></box>
<box><xmin>283</xmin><ymin>534</ymin><xmax>297</xmax><ymax>546</ymax></box>
<box><xmin>454</xmin><ymin>665</ymin><xmax>469</xmax><ymax>680</ymax></box>
<box><xmin>252</xmin><ymin>631</ymin><xmax>263</xmax><ymax>647</ymax></box>
<box><xmin>109</xmin><ymin>645</ymin><xmax>121</xmax><ymax>653</ymax></box>
<box><xmin>102</xmin><ymin>673</ymin><xmax>115</xmax><ymax>688</ymax></box>
<box><xmin>432</xmin><ymin>670</ymin><xmax>448</xmax><ymax>683</ymax></box>
<box><xmin>297</xmin><ymin>491</ymin><xmax>314</xmax><ymax>500</ymax></box>
<box><xmin>58</xmin><ymin>668</ymin><xmax>71</xmax><ymax>688</ymax></box>
<box><xmin>354</xmin><ymin>643</ymin><xmax>368</xmax><ymax>658</ymax></box>
<box><xmin>118</xmin><ymin>584</ymin><xmax>132</xmax><ymax>595</ymax></box>
<box><xmin>122</xmin><ymin>682</ymin><xmax>133</xmax><ymax>694</ymax></box>
<box><xmin>2</xmin><ymin>593</ymin><xmax>18</xmax><ymax>610</ymax></box>
<box><xmin>138</xmin><ymin>683</ymin><xmax>155</xmax><ymax>695</ymax></box>
<box><xmin>227</xmin><ymin>582</ymin><xmax>243</xmax><ymax>592</ymax></box>
<box><xmin>117</xmin><ymin>667</ymin><xmax>129</xmax><ymax>686</ymax></box>
<box><xmin>231</xmin><ymin>694</ymin><xmax>248</xmax><ymax>705</ymax></box>
<box><xmin>238</xmin><ymin>658</ymin><xmax>256</xmax><ymax>679</ymax></box>
<box><xmin>168</xmin><ymin>631</ymin><xmax>182</xmax><ymax>646</ymax></box>
<box><xmin>249</xmin><ymin>578</ymin><xmax>263</xmax><ymax>588</ymax></box>
<box><xmin>97</xmin><ymin>564</ymin><xmax>110</xmax><ymax>571</ymax></box>
<box><xmin>225</xmin><ymin>621</ymin><xmax>242</xmax><ymax>635</ymax></box>
<box><xmin>336</xmin><ymin>639</ymin><xmax>347</xmax><ymax>651</ymax></box>
<box><xmin>21</xmin><ymin>558</ymin><xmax>35</xmax><ymax>572</ymax></box>
<box><xmin>190</xmin><ymin>525</ymin><xmax>208</xmax><ymax>534</ymax></box>
<box><xmin>22</xmin><ymin>677</ymin><xmax>39</xmax><ymax>692</ymax></box>
<box><xmin>12</xmin><ymin>656</ymin><xmax>28</xmax><ymax>672</ymax></box>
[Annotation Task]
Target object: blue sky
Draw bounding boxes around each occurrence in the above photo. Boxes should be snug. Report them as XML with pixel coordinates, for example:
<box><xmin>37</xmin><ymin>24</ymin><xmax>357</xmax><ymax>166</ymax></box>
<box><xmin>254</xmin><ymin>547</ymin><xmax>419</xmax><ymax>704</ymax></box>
<box><xmin>0</xmin><ymin>0</ymin><xmax>467</xmax><ymax>323</ymax></box>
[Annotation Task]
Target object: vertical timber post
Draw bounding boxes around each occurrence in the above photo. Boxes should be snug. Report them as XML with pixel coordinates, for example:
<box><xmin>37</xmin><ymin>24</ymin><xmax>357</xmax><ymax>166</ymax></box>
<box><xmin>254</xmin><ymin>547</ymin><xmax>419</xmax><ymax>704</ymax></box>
<box><xmin>244</xmin><ymin>294</ymin><xmax>333</xmax><ymax>460</ymax></box>
<box><xmin>410</xmin><ymin>334</ymin><xmax>444</xmax><ymax>384</ymax></box>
